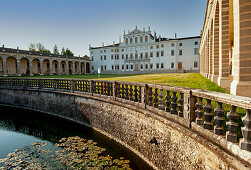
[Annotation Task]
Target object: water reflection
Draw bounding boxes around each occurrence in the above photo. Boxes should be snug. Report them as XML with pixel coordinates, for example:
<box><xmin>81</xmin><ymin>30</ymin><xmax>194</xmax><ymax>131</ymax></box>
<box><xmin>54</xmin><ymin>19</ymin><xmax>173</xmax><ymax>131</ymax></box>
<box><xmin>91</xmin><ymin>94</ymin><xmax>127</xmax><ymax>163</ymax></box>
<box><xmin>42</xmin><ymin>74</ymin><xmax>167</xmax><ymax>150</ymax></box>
<box><xmin>0</xmin><ymin>105</ymin><xmax>153</xmax><ymax>170</ymax></box>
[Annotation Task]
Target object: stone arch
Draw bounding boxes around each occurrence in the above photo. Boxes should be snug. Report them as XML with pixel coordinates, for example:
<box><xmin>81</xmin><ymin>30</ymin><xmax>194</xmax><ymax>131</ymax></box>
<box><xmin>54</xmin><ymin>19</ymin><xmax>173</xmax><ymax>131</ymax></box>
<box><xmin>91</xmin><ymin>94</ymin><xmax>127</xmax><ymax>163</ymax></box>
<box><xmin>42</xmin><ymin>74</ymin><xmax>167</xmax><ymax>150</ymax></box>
<box><xmin>6</xmin><ymin>56</ymin><xmax>17</xmax><ymax>75</ymax></box>
<box><xmin>68</xmin><ymin>61</ymin><xmax>73</xmax><ymax>74</ymax></box>
<box><xmin>52</xmin><ymin>60</ymin><xmax>59</xmax><ymax>74</ymax></box>
<box><xmin>213</xmin><ymin>2</ymin><xmax>220</xmax><ymax>79</ymax></box>
<box><xmin>86</xmin><ymin>62</ymin><xmax>90</xmax><ymax>73</ymax></box>
<box><xmin>75</xmin><ymin>61</ymin><xmax>79</xmax><ymax>74</ymax></box>
<box><xmin>20</xmin><ymin>57</ymin><xmax>30</xmax><ymax>75</ymax></box>
<box><xmin>60</xmin><ymin>61</ymin><xmax>66</xmax><ymax>74</ymax></box>
<box><xmin>32</xmin><ymin>58</ymin><xmax>41</xmax><ymax>75</ymax></box>
<box><xmin>0</xmin><ymin>56</ymin><xmax>3</xmax><ymax>76</ymax></box>
<box><xmin>42</xmin><ymin>59</ymin><xmax>50</xmax><ymax>75</ymax></box>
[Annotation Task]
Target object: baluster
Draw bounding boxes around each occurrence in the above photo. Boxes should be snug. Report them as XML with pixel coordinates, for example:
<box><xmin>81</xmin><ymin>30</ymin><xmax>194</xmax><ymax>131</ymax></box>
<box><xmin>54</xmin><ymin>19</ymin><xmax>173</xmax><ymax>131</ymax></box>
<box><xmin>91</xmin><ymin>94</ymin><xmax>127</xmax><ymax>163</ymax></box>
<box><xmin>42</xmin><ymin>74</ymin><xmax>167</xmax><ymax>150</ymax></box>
<box><xmin>165</xmin><ymin>90</ymin><xmax>171</xmax><ymax>112</ymax></box>
<box><xmin>153</xmin><ymin>88</ymin><xmax>158</xmax><ymax>108</ymax></box>
<box><xmin>101</xmin><ymin>82</ymin><xmax>104</xmax><ymax>95</ymax></box>
<box><xmin>148</xmin><ymin>87</ymin><xmax>153</xmax><ymax>106</ymax></box>
<box><xmin>134</xmin><ymin>85</ymin><xmax>138</xmax><ymax>102</ymax></box>
<box><xmin>203</xmin><ymin>99</ymin><xmax>213</xmax><ymax>130</ymax></box>
<box><xmin>107</xmin><ymin>83</ymin><xmax>110</xmax><ymax>96</ymax></box>
<box><xmin>129</xmin><ymin>85</ymin><xmax>133</xmax><ymax>101</ymax></box>
<box><xmin>158</xmin><ymin>89</ymin><xmax>164</xmax><ymax>110</ymax></box>
<box><xmin>195</xmin><ymin>97</ymin><xmax>204</xmax><ymax>125</ymax></box>
<box><xmin>178</xmin><ymin>93</ymin><xmax>184</xmax><ymax>117</ymax></box>
<box><xmin>138</xmin><ymin>86</ymin><xmax>141</xmax><ymax>103</ymax></box>
<box><xmin>125</xmin><ymin>84</ymin><xmax>129</xmax><ymax>100</ymax></box>
<box><xmin>104</xmin><ymin>82</ymin><xmax>107</xmax><ymax>95</ymax></box>
<box><xmin>117</xmin><ymin>84</ymin><xmax>121</xmax><ymax>98</ymax></box>
<box><xmin>240</xmin><ymin>109</ymin><xmax>251</xmax><ymax>151</ymax></box>
<box><xmin>171</xmin><ymin>92</ymin><xmax>178</xmax><ymax>115</ymax></box>
<box><xmin>214</xmin><ymin>102</ymin><xmax>225</xmax><ymax>135</ymax></box>
<box><xmin>121</xmin><ymin>84</ymin><xmax>125</xmax><ymax>99</ymax></box>
<box><xmin>226</xmin><ymin>106</ymin><xmax>239</xmax><ymax>143</ymax></box>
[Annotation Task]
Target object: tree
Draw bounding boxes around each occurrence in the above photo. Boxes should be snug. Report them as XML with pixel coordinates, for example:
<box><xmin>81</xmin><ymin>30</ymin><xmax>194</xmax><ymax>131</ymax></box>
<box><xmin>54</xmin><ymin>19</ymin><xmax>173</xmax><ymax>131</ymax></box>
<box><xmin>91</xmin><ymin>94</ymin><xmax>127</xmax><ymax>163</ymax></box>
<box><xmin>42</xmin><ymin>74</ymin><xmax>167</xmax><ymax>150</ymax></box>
<box><xmin>64</xmin><ymin>48</ymin><xmax>74</xmax><ymax>56</ymax></box>
<box><xmin>53</xmin><ymin>45</ymin><xmax>59</xmax><ymax>55</ymax></box>
<box><xmin>36</xmin><ymin>43</ymin><xmax>45</xmax><ymax>52</ymax></box>
<box><xmin>61</xmin><ymin>47</ymin><xmax>65</xmax><ymax>55</ymax></box>
<box><xmin>29</xmin><ymin>43</ymin><xmax>36</xmax><ymax>51</ymax></box>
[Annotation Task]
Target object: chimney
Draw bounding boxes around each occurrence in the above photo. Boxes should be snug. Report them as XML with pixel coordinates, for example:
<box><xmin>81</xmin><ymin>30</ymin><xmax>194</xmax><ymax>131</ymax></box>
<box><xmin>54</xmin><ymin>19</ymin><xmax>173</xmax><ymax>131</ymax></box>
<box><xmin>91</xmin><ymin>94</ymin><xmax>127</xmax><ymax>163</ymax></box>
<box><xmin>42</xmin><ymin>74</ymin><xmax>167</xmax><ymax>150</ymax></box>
<box><xmin>148</xmin><ymin>26</ymin><xmax>150</xmax><ymax>32</ymax></box>
<box><xmin>175</xmin><ymin>33</ymin><xmax>177</xmax><ymax>39</ymax></box>
<box><xmin>102</xmin><ymin>42</ymin><xmax>104</xmax><ymax>47</ymax></box>
<box><xmin>113</xmin><ymin>41</ymin><xmax>115</xmax><ymax>45</ymax></box>
<box><xmin>143</xmin><ymin>27</ymin><xmax>145</xmax><ymax>32</ymax></box>
<box><xmin>17</xmin><ymin>47</ymin><xmax>19</xmax><ymax>50</ymax></box>
<box><xmin>119</xmin><ymin>35</ymin><xmax>121</xmax><ymax>43</ymax></box>
<box><xmin>154</xmin><ymin>31</ymin><xmax>157</xmax><ymax>39</ymax></box>
<box><xmin>2</xmin><ymin>44</ymin><xmax>4</xmax><ymax>48</ymax></box>
<box><xmin>124</xmin><ymin>30</ymin><xmax>125</xmax><ymax>35</ymax></box>
<box><xmin>136</xmin><ymin>26</ymin><xmax>137</xmax><ymax>29</ymax></box>
<box><xmin>89</xmin><ymin>44</ymin><xmax>91</xmax><ymax>48</ymax></box>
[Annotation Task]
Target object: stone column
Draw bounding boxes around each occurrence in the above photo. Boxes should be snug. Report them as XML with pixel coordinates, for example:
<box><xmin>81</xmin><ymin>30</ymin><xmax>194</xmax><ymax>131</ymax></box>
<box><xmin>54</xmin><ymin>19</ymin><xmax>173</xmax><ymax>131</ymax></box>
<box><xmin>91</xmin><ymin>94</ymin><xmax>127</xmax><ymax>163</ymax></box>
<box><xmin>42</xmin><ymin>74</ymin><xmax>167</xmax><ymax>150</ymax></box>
<box><xmin>39</xmin><ymin>59</ymin><xmax>44</xmax><ymax>75</ymax></box>
<box><xmin>16</xmin><ymin>58</ymin><xmax>21</xmax><ymax>76</ymax></box>
<box><xmin>230</xmin><ymin>0</ymin><xmax>251</xmax><ymax>97</ymax></box>
<box><xmin>72</xmin><ymin>62</ymin><xmax>76</xmax><ymax>74</ymax></box>
<box><xmin>58</xmin><ymin>61</ymin><xmax>62</xmax><ymax>75</ymax></box>
<box><xmin>49</xmin><ymin>60</ymin><xmax>53</xmax><ymax>75</ymax></box>
<box><xmin>66</xmin><ymin>61</ymin><xmax>69</xmax><ymax>75</ymax></box>
<box><xmin>84</xmin><ymin>62</ymin><xmax>86</xmax><ymax>74</ymax></box>
<box><xmin>218</xmin><ymin>0</ymin><xmax>231</xmax><ymax>89</ymax></box>
<box><xmin>2</xmin><ymin>59</ymin><xmax>7</xmax><ymax>76</ymax></box>
<box><xmin>29</xmin><ymin>59</ymin><xmax>33</xmax><ymax>76</ymax></box>
<box><xmin>78</xmin><ymin>62</ymin><xmax>81</xmax><ymax>74</ymax></box>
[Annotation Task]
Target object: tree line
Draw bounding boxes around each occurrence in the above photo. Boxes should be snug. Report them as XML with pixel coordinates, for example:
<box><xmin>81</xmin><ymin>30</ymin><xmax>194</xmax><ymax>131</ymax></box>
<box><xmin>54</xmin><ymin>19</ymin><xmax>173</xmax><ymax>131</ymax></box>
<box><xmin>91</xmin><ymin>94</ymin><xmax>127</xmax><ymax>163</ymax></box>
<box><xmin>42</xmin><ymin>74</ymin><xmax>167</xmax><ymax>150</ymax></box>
<box><xmin>29</xmin><ymin>43</ymin><xmax>74</xmax><ymax>56</ymax></box>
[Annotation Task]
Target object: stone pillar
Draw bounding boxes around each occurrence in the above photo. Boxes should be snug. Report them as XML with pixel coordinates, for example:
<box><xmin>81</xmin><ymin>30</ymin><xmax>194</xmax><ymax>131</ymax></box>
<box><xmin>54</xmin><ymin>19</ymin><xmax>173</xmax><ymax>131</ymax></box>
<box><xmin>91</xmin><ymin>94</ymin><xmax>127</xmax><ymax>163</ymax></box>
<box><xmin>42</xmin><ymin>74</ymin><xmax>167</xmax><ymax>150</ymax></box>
<box><xmin>78</xmin><ymin>62</ymin><xmax>81</xmax><ymax>74</ymax></box>
<box><xmin>84</xmin><ymin>62</ymin><xmax>86</xmax><ymax>74</ymax></box>
<box><xmin>29</xmin><ymin>59</ymin><xmax>33</xmax><ymax>76</ymax></box>
<box><xmin>212</xmin><ymin>3</ymin><xmax>220</xmax><ymax>83</ymax></box>
<box><xmin>72</xmin><ymin>62</ymin><xmax>76</xmax><ymax>74</ymax></box>
<box><xmin>16</xmin><ymin>58</ymin><xmax>21</xmax><ymax>76</ymax></box>
<box><xmin>218</xmin><ymin>0</ymin><xmax>231</xmax><ymax>90</ymax></box>
<box><xmin>2</xmin><ymin>59</ymin><xmax>7</xmax><ymax>76</ymax></box>
<box><xmin>65</xmin><ymin>62</ymin><xmax>68</xmax><ymax>74</ymax></box>
<box><xmin>39</xmin><ymin>59</ymin><xmax>44</xmax><ymax>75</ymax></box>
<box><xmin>58</xmin><ymin>61</ymin><xmax>62</xmax><ymax>75</ymax></box>
<box><xmin>230</xmin><ymin>0</ymin><xmax>251</xmax><ymax>97</ymax></box>
<box><xmin>49</xmin><ymin>60</ymin><xmax>53</xmax><ymax>75</ymax></box>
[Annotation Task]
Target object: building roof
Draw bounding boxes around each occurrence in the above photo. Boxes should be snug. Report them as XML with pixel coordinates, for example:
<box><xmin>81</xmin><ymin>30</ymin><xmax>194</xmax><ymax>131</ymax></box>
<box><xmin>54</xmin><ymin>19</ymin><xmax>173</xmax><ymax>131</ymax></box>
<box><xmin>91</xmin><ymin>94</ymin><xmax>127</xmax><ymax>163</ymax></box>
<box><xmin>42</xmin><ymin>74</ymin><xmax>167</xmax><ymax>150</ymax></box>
<box><xmin>0</xmin><ymin>47</ymin><xmax>87</xmax><ymax>60</ymax></box>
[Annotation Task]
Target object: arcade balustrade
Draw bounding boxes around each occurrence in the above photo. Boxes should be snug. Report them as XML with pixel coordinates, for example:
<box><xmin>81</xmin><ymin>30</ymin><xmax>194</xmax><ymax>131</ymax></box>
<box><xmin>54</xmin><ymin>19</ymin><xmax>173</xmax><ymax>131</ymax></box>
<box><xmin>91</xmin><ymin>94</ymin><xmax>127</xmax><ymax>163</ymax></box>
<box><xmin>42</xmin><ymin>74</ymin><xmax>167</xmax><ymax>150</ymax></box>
<box><xmin>0</xmin><ymin>78</ymin><xmax>250</xmax><ymax>152</ymax></box>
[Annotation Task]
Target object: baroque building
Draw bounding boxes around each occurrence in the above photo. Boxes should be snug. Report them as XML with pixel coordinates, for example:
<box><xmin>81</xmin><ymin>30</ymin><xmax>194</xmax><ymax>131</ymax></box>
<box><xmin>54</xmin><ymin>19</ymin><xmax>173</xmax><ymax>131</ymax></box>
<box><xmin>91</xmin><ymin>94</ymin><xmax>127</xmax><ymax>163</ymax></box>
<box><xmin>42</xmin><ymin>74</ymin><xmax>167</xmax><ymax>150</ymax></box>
<box><xmin>89</xmin><ymin>27</ymin><xmax>200</xmax><ymax>74</ymax></box>
<box><xmin>199</xmin><ymin>0</ymin><xmax>251</xmax><ymax>97</ymax></box>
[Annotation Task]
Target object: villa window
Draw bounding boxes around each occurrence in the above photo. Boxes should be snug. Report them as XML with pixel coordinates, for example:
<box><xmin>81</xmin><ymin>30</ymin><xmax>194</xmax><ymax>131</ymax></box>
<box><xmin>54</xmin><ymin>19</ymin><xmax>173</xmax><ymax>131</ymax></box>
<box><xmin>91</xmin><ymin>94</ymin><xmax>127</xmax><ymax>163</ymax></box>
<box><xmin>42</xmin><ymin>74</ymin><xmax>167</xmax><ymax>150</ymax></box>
<box><xmin>145</xmin><ymin>52</ymin><xmax>148</xmax><ymax>58</ymax></box>
<box><xmin>171</xmin><ymin>62</ymin><xmax>174</xmax><ymax>68</ymax></box>
<box><xmin>111</xmin><ymin>49</ymin><xmax>113</xmax><ymax>52</ymax></box>
<box><xmin>126</xmin><ymin>65</ymin><xmax>129</xmax><ymax>69</ymax></box>
<box><xmin>145</xmin><ymin>64</ymin><xmax>148</xmax><ymax>69</ymax></box>
<box><xmin>161</xmin><ymin>63</ymin><xmax>164</xmax><ymax>68</ymax></box>
<box><xmin>131</xmin><ymin>65</ymin><xmax>133</xmax><ymax>70</ymax></box>
<box><xmin>141</xmin><ymin>64</ymin><xmax>143</xmax><ymax>69</ymax></box>
<box><xmin>179</xmin><ymin>50</ymin><xmax>182</xmax><ymax>55</ymax></box>
<box><xmin>111</xmin><ymin>55</ymin><xmax>113</xmax><ymax>60</ymax></box>
<box><xmin>135</xmin><ymin>37</ymin><xmax>138</xmax><ymax>43</ymax></box>
<box><xmin>145</xmin><ymin>36</ymin><xmax>148</xmax><ymax>42</ymax></box>
<box><xmin>161</xmin><ymin>51</ymin><xmax>164</xmax><ymax>56</ymax></box>
<box><xmin>150</xmin><ymin>46</ymin><xmax>153</xmax><ymax>49</ymax></box>
<box><xmin>171</xmin><ymin>43</ymin><xmax>175</xmax><ymax>47</ymax></box>
<box><xmin>150</xmin><ymin>63</ymin><xmax>153</xmax><ymax>69</ymax></box>
<box><xmin>194</xmin><ymin>48</ymin><xmax>199</xmax><ymax>55</ymax></box>
<box><xmin>126</xmin><ymin>54</ymin><xmax>128</xmax><ymax>59</ymax></box>
<box><xmin>122</xmin><ymin>65</ymin><xmax>124</xmax><ymax>70</ymax></box>
<box><xmin>156</xmin><ymin>51</ymin><xmax>159</xmax><ymax>57</ymax></box>
<box><xmin>171</xmin><ymin>50</ymin><xmax>174</xmax><ymax>56</ymax></box>
<box><xmin>140</xmin><ymin>53</ymin><xmax>143</xmax><ymax>59</ymax></box>
<box><xmin>140</xmin><ymin>36</ymin><xmax>143</xmax><ymax>42</ymax></box>
<box><xmin>126</xmin><ymin>38</ymin><xmax>128</xmax><ymax>44</ymax></box>
<box><xmin>195</xmin><ymin>41</ymin><xmax>198</xmax><ymax>45</ymax></box>
<box><xmin>100</xmin><ymin>56</ymin><xmax>102</xmax><ymax>60</ymax></box>
<box><xmin>161</xmin><ymin>44</ymin><xmax>164</xmax><ymax>48</ymax></box>
<box><xmin>104</xmin><ymin>55</ymin><xmax>106</xmax><ymax>60</ymax></box>
<box><xmin>130</xmin><ymin>38</ymin><xmax>133</xmax><ymax>44</ymax></box>
<box><xmin>122</xmin><ymin>54</ymin><xmax>124</xmax><ymax>59</ymax></box>
<box><xmin>194</xmin><ymin>61</ymin><xmax>198</xmax><ymax>68</ymax></box>
<box><xmin>179</xmin><ymin>43</ymin><xmax>182</xmax><ymax>46</ymax></box>
<box><xmin>92</xmin><ymin>66</ymin><xmax>94</xmax><ymax>70</ymax></box>
<box><xmin>135</xmin><ymin>53</ymin><xmax>138</xmax><ymax>59</ymax></box>
<box><xmin>112</xmin><ymin>65</ymin><xmax>114</xmax><ymax>70</ymax></box>
<box><xmin>104</xmin><ymin>65</ymin><xmax>106</xmax><ymax>70</ymax></box>
<box><xmin>104</xmin><ymin>50</ymin><xmax>106</xmax><ymax>53</ymax></box>
<box><xmin>130</xmin><ymin>54</ymin><xmax>133</xmax><ymax>59</ymax></box>
<box><xmin>150</xmin><ymin>52</ymin><xmax>153</xmax><ymax>57</ymax></box>
<box><xmin>156</xmin><ymin>63</ymin><xmax>159</xmax><ymax>69</ymax></box>
<box><xmin>156</xmin><ymin>45</ymin><xmax>159</xmax><ymax>49</ymax></box>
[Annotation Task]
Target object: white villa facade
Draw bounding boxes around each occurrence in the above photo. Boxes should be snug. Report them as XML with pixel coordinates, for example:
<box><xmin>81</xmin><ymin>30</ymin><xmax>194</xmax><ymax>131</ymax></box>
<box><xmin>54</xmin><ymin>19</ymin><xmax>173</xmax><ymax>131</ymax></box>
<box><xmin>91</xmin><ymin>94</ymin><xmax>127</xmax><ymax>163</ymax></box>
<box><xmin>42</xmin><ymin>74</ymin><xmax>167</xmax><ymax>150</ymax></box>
<box><xmin>89</xmin><ymin>27</ymin><xmax>200</xmax><ymax>74</ymax></box>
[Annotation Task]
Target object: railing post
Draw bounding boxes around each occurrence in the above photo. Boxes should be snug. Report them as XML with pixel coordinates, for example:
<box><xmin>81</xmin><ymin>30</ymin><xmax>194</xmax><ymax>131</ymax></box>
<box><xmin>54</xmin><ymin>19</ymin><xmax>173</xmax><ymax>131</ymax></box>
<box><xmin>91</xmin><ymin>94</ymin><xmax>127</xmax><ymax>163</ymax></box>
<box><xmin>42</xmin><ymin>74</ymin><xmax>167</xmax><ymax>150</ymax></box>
<box><xmin>113</xmin><ymin>81</ymin><xmax>117</xmax><ymax>100</ymax></box>
<box><xmin>145</xmin><ymin>84</ymin><xmax>149</xmax><ymax>109</ymax></box>
<box><xmin>90</xmin><ymin>80</ymin><xmax>94</xmax><ymax>96</ymax></box>
<box><xmin>240</xmin><ymin>109</ymin><xmax>251</xmax><ymax>151</ymax></box>
<box><xmin>39</xmin><ymin>79</ymin><xmax>42</xmax><ymax>89</ymax></box>
<box><xmin>54</xmin><ymin>79</ymin><xmax>58</xmax><ymax>90</ymax></box>
<box><xmin>70</xmin><ymin>80</ymin><xmax>74</xmax><ymax>92</ymax></box>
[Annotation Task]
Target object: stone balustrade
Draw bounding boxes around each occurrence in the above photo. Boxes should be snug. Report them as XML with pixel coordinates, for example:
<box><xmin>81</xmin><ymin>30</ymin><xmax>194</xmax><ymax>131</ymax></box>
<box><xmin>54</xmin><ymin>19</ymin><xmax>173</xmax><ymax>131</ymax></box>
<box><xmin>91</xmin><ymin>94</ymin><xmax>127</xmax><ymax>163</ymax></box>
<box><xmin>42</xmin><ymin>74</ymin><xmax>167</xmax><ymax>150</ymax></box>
<box><xmin>0</xmin><ymin>78</ymin><xmax>250</xmax><ymax>154</ymax></box>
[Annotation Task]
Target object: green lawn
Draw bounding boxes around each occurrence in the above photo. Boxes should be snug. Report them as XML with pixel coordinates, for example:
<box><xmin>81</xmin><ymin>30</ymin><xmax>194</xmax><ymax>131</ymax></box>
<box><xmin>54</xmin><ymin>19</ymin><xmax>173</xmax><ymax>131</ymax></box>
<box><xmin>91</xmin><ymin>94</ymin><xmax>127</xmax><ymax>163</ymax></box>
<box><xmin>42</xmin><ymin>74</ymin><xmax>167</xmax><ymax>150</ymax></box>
<box><xmin>102</xmin><ymin>73</ymin><xmax>227</xmax><ymax>93</ymax></box>
<box><xmin>8</xmin><ymin>73</ymin><xmax>227</xmax><ymax>93</ymax></box>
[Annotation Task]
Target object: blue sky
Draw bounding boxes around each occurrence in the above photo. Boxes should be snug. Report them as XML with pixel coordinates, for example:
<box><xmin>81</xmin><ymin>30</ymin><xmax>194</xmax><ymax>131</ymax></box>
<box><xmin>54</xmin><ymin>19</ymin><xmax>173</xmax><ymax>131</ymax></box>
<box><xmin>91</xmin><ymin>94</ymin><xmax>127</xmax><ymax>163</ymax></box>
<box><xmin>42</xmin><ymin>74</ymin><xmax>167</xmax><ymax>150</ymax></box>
<box><xmin>0</xmin><ymin>0</ymin><xmax>207</xmax><ymax>56</ymax></box>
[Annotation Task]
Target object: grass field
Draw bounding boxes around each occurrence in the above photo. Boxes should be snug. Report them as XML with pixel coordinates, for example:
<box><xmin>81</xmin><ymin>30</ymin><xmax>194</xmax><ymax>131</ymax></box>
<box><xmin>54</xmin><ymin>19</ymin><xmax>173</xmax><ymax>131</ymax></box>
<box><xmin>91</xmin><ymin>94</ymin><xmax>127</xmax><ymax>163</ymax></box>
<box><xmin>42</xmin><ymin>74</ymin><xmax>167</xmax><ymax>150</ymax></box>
<box><xmin>9</xmin><ymin>73</ymin><xmax>227</xmax><ymax>93</ymax></box>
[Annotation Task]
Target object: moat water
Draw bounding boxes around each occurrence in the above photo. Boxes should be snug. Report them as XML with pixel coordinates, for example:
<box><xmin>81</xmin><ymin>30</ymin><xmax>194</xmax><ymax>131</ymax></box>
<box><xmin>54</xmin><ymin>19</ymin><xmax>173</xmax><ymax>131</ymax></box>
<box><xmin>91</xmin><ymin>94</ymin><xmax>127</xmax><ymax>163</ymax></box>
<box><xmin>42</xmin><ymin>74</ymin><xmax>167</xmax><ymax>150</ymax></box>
<box><xmin>0</xmin><ymin>105</ymin><xmax>152</xmax><ymax>169</ymax></box>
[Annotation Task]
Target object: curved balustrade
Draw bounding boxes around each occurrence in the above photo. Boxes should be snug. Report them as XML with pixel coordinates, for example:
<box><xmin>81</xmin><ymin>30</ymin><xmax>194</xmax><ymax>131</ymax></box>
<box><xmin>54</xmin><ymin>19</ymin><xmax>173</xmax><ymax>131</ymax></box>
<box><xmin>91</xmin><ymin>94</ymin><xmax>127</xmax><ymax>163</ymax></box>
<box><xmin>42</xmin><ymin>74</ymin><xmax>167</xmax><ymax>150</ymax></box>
<box><xmin>0</xmin><ymin>78</ymin><xmax>250</xmax><ymax>153</ymax></box>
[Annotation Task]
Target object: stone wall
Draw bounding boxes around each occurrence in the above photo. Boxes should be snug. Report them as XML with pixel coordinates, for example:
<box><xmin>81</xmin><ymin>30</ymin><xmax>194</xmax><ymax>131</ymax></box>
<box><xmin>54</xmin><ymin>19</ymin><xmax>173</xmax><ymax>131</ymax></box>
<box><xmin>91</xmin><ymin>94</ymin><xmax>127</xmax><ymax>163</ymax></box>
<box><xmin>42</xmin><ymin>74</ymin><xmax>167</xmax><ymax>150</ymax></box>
<box><xmin>0</xmin><ymin>88</ymin><xmax>250</xmax><ymax>169</ymax></box>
